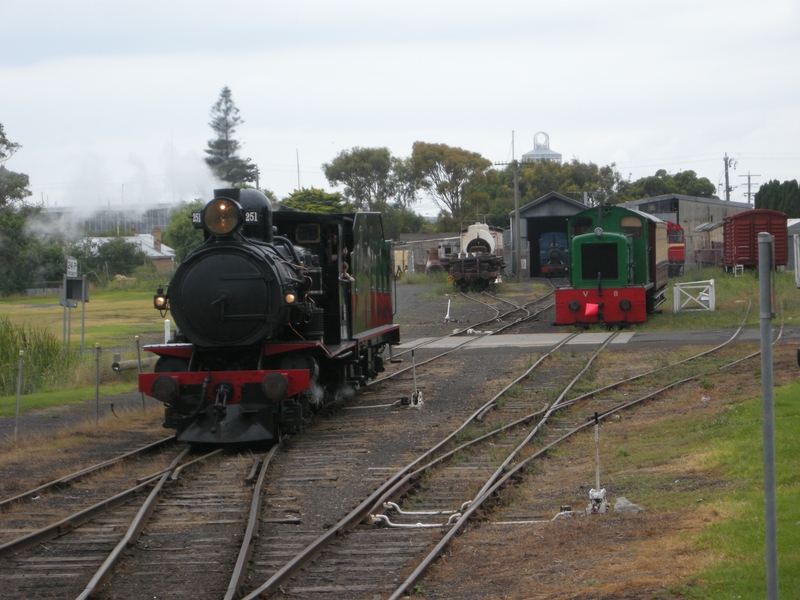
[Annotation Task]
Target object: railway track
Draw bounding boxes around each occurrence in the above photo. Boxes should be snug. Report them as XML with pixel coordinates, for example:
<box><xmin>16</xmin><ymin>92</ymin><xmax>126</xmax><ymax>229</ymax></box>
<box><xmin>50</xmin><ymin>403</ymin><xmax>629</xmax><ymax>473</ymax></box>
<box><xmin>0</xmin><ymin>443</ymin><xmax>187</xmax><ymax>597</ymax></box>
<box><xmin>233</xmin><ymin>304</ymin><xmax>772</xmax><ymax>599</ymax></box>
<box><xmin>0</xmin><ymin>290</ymin><xmax>775</xmax><ymax>599</ymax></box>
<box><xmin>0</xmin><ymin>436</ymin><xmax>175</xmax><ymax>517</ymax></box>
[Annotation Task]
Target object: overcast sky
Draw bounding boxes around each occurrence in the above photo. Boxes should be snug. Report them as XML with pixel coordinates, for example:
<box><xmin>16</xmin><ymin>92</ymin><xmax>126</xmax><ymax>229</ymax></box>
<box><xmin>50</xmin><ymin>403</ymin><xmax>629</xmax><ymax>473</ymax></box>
<box><xmin>2</xmin><ymin>0</ymin><xmax>799</xmax><ymax>216</ymax></box>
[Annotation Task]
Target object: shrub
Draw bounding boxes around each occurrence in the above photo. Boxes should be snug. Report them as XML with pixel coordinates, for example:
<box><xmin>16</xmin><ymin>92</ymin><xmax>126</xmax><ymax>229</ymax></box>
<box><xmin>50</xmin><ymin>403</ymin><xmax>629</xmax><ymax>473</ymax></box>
<box><xmin>0</xmin><ymin>316</ymin><xmax>76</xmax><ymax>395</ymax></box>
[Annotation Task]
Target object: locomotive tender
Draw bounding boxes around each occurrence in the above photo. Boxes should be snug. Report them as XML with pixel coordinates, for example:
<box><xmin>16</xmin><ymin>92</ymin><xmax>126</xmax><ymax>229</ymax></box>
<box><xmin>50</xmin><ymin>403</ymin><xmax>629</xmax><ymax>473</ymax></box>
<box><xmin>139</xmin><ymin>189</ymin><xmax>399</xmax><ymax>444</ymax></box>
<box><xmin>555</xmin><ymin>205</ymin><xmax>669</xmax><ymax>325</ymax></box>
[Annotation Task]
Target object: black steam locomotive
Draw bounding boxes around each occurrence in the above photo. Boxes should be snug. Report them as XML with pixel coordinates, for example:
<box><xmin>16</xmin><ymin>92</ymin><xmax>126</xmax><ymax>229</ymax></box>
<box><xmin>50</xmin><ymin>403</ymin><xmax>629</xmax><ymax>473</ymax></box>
<box><xmin>139</xmin><ymin>189</ymin><xmax>399</xmax><ymax>444</ymax></box>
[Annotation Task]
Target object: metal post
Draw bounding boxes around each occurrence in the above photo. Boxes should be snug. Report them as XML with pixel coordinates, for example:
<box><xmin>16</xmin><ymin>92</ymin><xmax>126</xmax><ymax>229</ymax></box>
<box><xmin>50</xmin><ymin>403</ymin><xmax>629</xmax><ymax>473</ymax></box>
<box><xmin>164</xmin><ymin>320</ymin><xmax>170</xmax><ymax>344</ymax></box>
<box><xmin>67</xmin><ymin>305</ymin><xmax>72</xmax><ymax>350</ymax></box>
<box><xmin>514</xmin><ymin>167</ymin><xmax>521</xmax><ymax>278</ymax></box>
<box><xmin>594</xmin><ymin>412</ymin><xmax>601</xmax><ymax>491</ymax></box>
<box><xmin>136</xmin><ymin>336</ymin><xmax>145</xmax><ymax>411</ymax></box>
<box><xmin>411</xmin><ymin>349</ymin><xmax>417</xmax><ymax>397</ymax></box>
<box><xmin>411</xmin><ymin>349</ymin><xmax>421</xmax><ymax>405</ymax></box>
<box><xmin>62</xmin><ymin>275</ymin><xmax>67</xmax><ymax>354</ymax></box>
<box><xmin>758</xmin><ymin>232</ymin><xmax>778</xmax><ymax>599</ymax></box>
<box><xmin>14</xmin><ymin>351</ymin><xmax>23</xmax><ymax>443</ymax></box>
<box><xmin>95</xmin><ymin>343</ymin><xmax>101</xmax><ymax>425</ymax></box>
<box><xmin>81</xmin><ymin>275</ymin><xmax>87</xmax><ymax>353</ymax></box>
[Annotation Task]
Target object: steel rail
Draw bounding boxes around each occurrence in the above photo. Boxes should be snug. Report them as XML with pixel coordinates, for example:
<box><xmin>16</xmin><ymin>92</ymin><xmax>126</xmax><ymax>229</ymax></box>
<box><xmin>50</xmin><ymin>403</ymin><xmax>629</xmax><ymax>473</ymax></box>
<box><xmin>224</xmin><ymin>439</ymin><xmax>284</xmax><ymax>600</ymax></box>
<box><xmin>243</xmin><ymin>299</ymin><xmax>765</xmax><ymax>598</ymax></box>
<box><xmin>568</xmin><ymin>299</ymin><xmax>753</xmax><ymax>405</ymax></box>
<box><xmin>368</xmin><ymin>297</ymin><xmax>556</xmax><ymax>389</ymax></box>
<box><xmin>468</xmin><ymin>332</ymin><xmax>620</xmax><ymax>506</ymax></box>
<box><xmin>481</xmin><ymin>290</ymin><xmax>522</xmax><ymax>310</ymax></box>
<box><xmin>392</xmin><ymin>287</ymin><xmax>554</xmax><ymax>358</ymax></box>
<box><xmin>0</xmin><ymin>435</ymin><xmax>176</xmax><ymax>512</ymax></box>
<box><xmin>74</xmin><ymin>447</ymin><xmax>192</xmax><ymax>600</ymax></box>
<box><xmin>461</xmin><ymin>291</ymin><xmax>503</xmax><ymax>316</ymax></box>
<box><xmin>387</xmin><ymin>304</ymin><xmax>782</xmax><ymax>599</ymax></box>
<box><xmin>0</xmin><ymin>475</ymin><xmax>154</xmax><ymax>558</ymax></box>
<box><xmin>378</xmin><ymin>315</ymin><xmax>763</xmax><ymax>522</ymax></box>
<box><xmin>73</xmin><ymin>447</ymin><xmax>233</xmax><ymax>599</ymax></box>
<box><xmin>0</xmin><ymin>445</ymin><xmax>185</xmax><ymax>559</ymax></box>
<box><xmin>240</xmin><ymin>335</ymin><xmax>579</xmax><ymax>599</ymax></box>
<box><xmin>387</xmin><ymin>375</ymin><xmax>697</xmax><ymax>600</ymax></box>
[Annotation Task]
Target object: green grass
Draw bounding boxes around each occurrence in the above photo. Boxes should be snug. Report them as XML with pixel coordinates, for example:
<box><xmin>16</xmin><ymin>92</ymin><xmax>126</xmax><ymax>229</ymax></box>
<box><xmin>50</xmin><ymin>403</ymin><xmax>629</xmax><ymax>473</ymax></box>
<box><xmin>603</xmin><ymin>378</ymin><xmax>800</xmax><ymax>597</ymax></box>
<box><xmin>0</xmin><ymin>289</ymin><xmax>167</xmax><ymax>348</ymax></box>
<box><xmin>1</xmin><ymin>287</ymin><xmax>162</xmax><ymax>417</ymax></box>
<box><xmin>647</xmin><ymin>267</ymin><xmax>800</xmax><ymax>331</ymax></box>
<box><xmin>0</xmin><ymin>383</ymin><xmax>138</xmax><ymax>417</ymax></box>
<box><xmin>682</xmin><ymin>380</ymin><xmax>800</xmax><ymax>598</ymax></box>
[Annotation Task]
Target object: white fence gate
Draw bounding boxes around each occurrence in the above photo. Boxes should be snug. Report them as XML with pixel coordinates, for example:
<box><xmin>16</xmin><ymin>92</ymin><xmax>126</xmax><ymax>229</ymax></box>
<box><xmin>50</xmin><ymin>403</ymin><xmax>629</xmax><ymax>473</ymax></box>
<box><xmin>673</xmin><ymin>279</ymin><xmax>716</xmax><ymax>313</ymax></box>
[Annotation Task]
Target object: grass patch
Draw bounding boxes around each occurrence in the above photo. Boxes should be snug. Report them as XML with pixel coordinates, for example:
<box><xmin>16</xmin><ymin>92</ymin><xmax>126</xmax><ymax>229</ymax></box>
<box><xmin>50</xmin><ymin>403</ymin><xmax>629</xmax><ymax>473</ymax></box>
<box><xmin>0</xmin><ymin>289</ymin><xmax>166</xmax><ymax>349</ymax></box>
<box><xmin>648</xmin><ymin>267</ymin><xmax>800</xmax><ymax>331</ymax></box>
<box><xmin>0</xmin><ymin>316</ymin><xmax>79</xmax><ymax>396</ymax></box>
<box><xmin>0</xmin><ymin>383</ymin><xmax>137</xmax><ymax>417</ymax></box>
<box><xmin>0</xmin><ymin>288</ymin><xmax>165</xmax><ymax>414</ymax></box>
<box><xmin>594</xmin><ymin>376</ymin><xmax>800</xmax><ymax>597</ymax></box>
<box><xmin>686</xmin><ymin>380</ymin><xmax>800</xmax><ymax>598</ymax></box>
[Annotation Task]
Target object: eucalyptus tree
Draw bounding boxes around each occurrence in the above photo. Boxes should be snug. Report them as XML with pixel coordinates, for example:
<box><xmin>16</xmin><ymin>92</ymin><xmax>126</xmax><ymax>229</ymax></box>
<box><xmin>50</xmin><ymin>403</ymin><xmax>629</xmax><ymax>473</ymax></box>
<box><xmin>410</xmin><ymin>142</ymin><xmax>492</xmax><ymax>221</ymax></box>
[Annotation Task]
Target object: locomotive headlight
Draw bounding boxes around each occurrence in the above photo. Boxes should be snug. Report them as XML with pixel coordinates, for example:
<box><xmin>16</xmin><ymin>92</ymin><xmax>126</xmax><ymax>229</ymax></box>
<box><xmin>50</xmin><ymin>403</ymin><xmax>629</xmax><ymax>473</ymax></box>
<box><xmin>154</xmin><ymin>286</ymin><xmax>168</xmax><ymax>310</ymax></box>
<box><xmin>285</xmin><ymin>293</ymin><xmax>296</xmax><ymax>304</ymax></box>
<box><xmin>619</xmin><ymin>299</ymin><xmax>632</xmax><ymax>311</ymax></box>
<box><xmin>204</xmin><ymin>198</ymin><xmax>242</xmax><ymax>235</ymax></box>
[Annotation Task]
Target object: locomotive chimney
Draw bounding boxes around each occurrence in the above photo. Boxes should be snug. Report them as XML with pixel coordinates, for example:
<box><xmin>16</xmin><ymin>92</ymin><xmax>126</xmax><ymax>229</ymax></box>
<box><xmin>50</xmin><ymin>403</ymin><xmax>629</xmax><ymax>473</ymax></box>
<box><xmin>152</xmin><ymin>227</ymin><xmax>162</xmax><ymax>253</ymax></box>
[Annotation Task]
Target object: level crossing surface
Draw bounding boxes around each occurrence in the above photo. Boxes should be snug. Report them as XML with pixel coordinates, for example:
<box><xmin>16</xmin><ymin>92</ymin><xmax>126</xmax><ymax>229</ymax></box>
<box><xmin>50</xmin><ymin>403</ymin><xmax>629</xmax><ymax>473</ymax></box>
<box><xmin>397</xmin><ymin>327</ymin><xmax>800</xmax><ymax>351</ymax></box>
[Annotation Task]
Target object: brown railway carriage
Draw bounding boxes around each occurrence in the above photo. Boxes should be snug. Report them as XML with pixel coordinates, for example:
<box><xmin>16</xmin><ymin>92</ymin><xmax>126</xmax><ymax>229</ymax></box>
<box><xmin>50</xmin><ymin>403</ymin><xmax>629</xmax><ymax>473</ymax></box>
<box><xmin>723</xmin><ymin>209</ymin><xmax>788</xmax><ymax>268</ymax></box>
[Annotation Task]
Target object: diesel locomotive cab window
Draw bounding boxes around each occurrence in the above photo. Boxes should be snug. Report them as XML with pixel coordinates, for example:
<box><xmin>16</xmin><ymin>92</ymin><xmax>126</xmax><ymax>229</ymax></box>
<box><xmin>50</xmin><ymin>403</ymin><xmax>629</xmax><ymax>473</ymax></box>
<box><xmin>620</xmin><ymin>216</ymin><xmax>643</xmax><ymax>239</ymax></box>
<box><xmin>581</xmin><ymin>243</ymin><xmax>618</xmax><ymax>280</ymax></box>
<box><xmin>572</xmin><ymin>218</ymin><xmax>593</xmax><ymax>236</ymax></box>
<box><xmin>295</xmin><ymin>224</ymin><xmax>321</xmax><ymax>243</ymax></box>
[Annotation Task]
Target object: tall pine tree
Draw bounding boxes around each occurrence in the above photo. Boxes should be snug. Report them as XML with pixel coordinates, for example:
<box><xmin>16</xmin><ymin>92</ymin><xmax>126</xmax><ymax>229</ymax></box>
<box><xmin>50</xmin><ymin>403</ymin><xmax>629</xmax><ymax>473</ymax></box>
<box><xmin>204</xmin><ymin>87</ymin><xmax>257</xmax><ymax>186</ymax></box>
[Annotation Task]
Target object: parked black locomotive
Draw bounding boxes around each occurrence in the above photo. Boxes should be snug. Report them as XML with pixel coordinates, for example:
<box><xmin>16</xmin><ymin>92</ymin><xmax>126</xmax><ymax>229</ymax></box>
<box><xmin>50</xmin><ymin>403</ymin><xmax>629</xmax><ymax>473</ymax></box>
<box><xmin>139</xmin><ymin>189</ymin><xmax>399</xmax><ymax>444</ymax></box>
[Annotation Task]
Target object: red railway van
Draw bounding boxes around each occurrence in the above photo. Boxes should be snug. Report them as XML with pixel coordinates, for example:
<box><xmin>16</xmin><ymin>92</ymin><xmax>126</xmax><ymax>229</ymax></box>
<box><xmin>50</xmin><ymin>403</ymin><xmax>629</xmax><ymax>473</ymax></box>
<box><xmin>723</xmin><ymin>209</ymin><xmax>788</xmax><ymax>268</ymax></box>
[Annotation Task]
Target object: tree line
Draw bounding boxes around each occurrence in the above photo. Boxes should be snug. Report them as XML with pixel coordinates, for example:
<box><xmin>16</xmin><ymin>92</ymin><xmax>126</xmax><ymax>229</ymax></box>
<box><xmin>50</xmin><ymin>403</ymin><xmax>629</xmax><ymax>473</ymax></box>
<box><xmin>203</xmin><ymin>88</ymin><xmax>727</xmax><ymax>236</ymax></box>
<box><xmin>3</xmin><ymin>86</ymin><xmax>799</xmax><ymax>294</ymax></box>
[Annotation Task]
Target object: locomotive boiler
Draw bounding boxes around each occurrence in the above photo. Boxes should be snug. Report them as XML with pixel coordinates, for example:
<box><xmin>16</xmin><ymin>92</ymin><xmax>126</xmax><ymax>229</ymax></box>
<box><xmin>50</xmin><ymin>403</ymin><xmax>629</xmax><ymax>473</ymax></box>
<box><xmin>139</xmin><ymin>188</ymin><xmax>399</xmax><ymax>444</ymax></box>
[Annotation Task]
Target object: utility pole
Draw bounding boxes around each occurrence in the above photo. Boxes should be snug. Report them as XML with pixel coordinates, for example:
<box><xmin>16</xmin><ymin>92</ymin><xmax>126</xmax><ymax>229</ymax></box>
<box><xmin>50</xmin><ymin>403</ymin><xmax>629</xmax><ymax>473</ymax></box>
<box><xmin>739</xmin><ymin>172</ymin><xmax>760</xmax><ymax>204</ymax></box>
<box><xmin>495</xmin><ymin>132</ymin><xmax>522</xmax><ymax>280</ymax></box>
<box><xmin>723</xmin><ymin>153</ymin><xmax>737</xmax><ymax>201</ymax></box>
<box><xmin>296</xmin><ymin>150</ymin><xmax>301</xmax><ymax>190</ymax></box>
